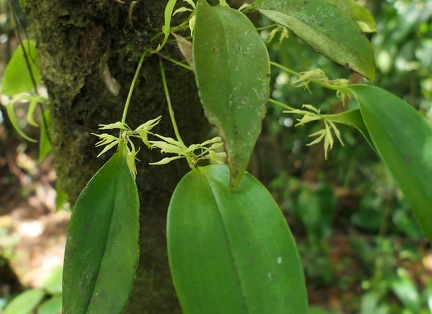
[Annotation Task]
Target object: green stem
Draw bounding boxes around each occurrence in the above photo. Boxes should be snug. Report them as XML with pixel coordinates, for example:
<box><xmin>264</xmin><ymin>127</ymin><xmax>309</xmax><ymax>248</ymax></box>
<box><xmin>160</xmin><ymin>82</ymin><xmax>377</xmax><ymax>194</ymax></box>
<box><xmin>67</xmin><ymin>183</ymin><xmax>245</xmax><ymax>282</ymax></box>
<box><xmin>151</xmin><ymin>19</ymin><xmax>190</xmax><ymax>42</ymax></box>
<box><xmin>159</xmin><ymin>59</ymin><xmax>183</xmax><ymax>144</ymax></box>
<box><xmin>256</xmin><ymin>24</ymin><xmax>278</xmax><ymax>31</ymax></box>
<box><xmin>121</xmin><ymin>50</ymin><xmax>148</xmax><ymax>127</ymax></box>
<box><xmin>159</xmin><ymin>58</ymin><xmax>193</xmax><ymax>168</ymax></box>
<box><xmin>270</xmin><ymin>61</ymin><xmax>343</xmax><ymax>92</ymax></box>
<box><xmin>156</xmin><ymin>53</ymin><xmax>193</xmax><ymax>71</ymax></box>
<box><xmin>267</xmin><ymin>98</ymin><xmax>297</xmax><ymax>111</ymax></box>
<box><xmin>270</xmin><ymin>61</ymin><xmax>301</xmax><ymax>77</ymax></box>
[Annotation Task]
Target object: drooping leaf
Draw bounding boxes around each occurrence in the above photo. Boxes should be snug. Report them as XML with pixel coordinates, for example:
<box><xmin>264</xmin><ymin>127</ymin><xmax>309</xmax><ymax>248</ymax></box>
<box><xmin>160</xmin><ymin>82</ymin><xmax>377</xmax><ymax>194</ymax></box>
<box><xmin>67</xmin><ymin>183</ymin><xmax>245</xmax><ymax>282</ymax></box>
<box><xmin>63</xmin><ymin>143</ymin><xmax>140</xmax><ymax>314</ymax></box>
<box><xmin>2</xmin><ymin>39</ymin><xmax>41</xmax><ymax>96</ymax></box>
<box><xmin>347</xmin><ymin>85</ymin><xmax>432</xmax><ymax>240</ymax></box>
<box><xmin>27</xmin><ymin>97</ymin><xmax>39</xmax><ymax>127</ymax></box>
<box><xmin>167</xmin><ymin>165</ymin><xmax>307</xmax><ymax>314</ymax></box>
<box><xmin>252</xmin><ymin>0</ymin><xmax>375</xmax><ymax>81</ymax></box>
<box><xmin>193</xmin><ymin>1</ymin><xmax>270</xmax><ymax>190</ymax></box>
<box><xmin>6</xmin><ymin>95</ymin><xmax>37</xmax><ymax>142</ymax></box>
<box><xmin>3</xmin><ymin>289</ymin><xmax>45</xmax><ymax>314</ymax></box>
<box><xmin>39</xmin><ymin>109</ymin><xmax>52</xmax><ymax>162</ymax></box>
<box><xmin>325</xmin><ymin>0</ymin><xmax>376</xmax><ymax>33</ymax></box>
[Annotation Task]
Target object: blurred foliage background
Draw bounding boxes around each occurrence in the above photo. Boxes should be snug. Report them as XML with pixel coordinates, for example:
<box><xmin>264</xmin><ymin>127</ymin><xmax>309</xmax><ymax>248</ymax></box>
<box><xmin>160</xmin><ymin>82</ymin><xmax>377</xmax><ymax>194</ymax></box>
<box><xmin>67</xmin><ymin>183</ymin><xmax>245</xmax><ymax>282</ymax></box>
<box><xmin>255</xmin><ymin>0</ymin><xmax>432</xmax><ymax>312</ymax></box>
<box><xmin>0</xmin><ymin>0</ymin><xmax>432</xmax><ymax>313</ymax></box>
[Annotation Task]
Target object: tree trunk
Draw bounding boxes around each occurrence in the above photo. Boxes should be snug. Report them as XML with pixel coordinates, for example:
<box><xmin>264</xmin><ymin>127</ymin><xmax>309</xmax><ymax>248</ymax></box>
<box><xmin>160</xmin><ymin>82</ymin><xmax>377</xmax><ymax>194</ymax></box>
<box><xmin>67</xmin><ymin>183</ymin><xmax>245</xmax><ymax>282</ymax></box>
<box><xmin>27</xmin><ymin>1</ymin><xmax>207</xmax><ymax>312</ymax></box>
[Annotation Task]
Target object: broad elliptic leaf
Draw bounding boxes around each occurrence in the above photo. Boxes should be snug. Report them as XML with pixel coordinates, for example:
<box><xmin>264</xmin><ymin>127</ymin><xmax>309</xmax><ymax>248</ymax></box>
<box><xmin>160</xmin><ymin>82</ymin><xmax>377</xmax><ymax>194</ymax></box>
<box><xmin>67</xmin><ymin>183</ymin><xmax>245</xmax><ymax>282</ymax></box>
<box><xmin>194</xmin><ymin>1</ymin><xmax>270</xmax><ymax>190</ymax></box>
<box><xmin>63</xmin><ymin>143</ymin><xmax>140</xmax><ymax>314</ymax></box>
<box><xmin>252</xmin><ymin>0</ymin><xmax>375</xmax><ymax>81</ymax></box>
<box><xmin>167</xmin><ymin>165</ymin><xmax>307</xmax><ymax>314</ymax></box>
<box><xmin>325</xmin><ymin>0</ymin><xmax>376</xmax><ymax>33</ymax></box>
<box><xmin>347</xmin><ymin>85</ymin><xmax>432</xmax><ymax>240</ymax></box>
<box><xmin>2</xmin><ymin>39</ymin><xmax>41</xmax><ymax>96</ymax></box>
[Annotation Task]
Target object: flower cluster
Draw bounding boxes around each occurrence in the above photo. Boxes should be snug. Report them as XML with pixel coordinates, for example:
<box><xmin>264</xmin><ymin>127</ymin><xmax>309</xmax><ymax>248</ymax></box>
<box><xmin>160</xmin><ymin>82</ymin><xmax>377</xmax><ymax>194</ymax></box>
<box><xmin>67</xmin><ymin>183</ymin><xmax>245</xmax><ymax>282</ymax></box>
<box><xmin>92</xmin><ymin>117</ymin><xmax>161</xmax><ymax>178</ymax></box>
<box><xmin>92</xmin><ymin>116</ymin><xmax>226</xmax><ymax>178</ymax></box>
<box><xmin>293</xmin><ymin>69</ymin><xmax>350</xmax><ymax>105</ymax></box>
<box><xmin>149</xmin><ymin>135</ymin><xmax>226</xmax><ymax>166</ymax></box>
<box><xmin>286</xmin><ymin>104</ymin><xmax>344</xmax><ymax>159</ymax></box>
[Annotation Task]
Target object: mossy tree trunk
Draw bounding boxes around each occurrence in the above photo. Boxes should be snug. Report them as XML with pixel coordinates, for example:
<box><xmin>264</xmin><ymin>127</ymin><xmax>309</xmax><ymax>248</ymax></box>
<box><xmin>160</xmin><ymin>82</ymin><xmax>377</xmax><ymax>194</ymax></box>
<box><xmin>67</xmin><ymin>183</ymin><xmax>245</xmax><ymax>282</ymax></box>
<box><xmin>27</xmin><ymin>0</ymin><xmax>207</xmax><ymax>312</ymax></box>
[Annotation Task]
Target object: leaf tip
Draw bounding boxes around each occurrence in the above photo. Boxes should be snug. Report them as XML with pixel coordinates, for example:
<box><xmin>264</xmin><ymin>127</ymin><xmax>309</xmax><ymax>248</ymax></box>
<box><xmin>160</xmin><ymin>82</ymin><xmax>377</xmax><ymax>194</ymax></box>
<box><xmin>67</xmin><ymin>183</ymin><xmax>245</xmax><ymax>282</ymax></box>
<box><xmin>229</xmin><ymin>168</ymin><xmax>243</xmax><ymax>192</ymax></box>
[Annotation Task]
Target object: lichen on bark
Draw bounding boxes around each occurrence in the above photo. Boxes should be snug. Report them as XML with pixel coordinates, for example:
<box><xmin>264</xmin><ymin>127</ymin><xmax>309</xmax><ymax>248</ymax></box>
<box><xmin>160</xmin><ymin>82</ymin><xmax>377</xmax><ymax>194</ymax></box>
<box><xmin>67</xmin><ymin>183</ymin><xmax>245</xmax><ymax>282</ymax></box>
<box><xmin>26</xmin><ymin>0</ymin><xmax>207</xmax><ymax>312</ymax></box>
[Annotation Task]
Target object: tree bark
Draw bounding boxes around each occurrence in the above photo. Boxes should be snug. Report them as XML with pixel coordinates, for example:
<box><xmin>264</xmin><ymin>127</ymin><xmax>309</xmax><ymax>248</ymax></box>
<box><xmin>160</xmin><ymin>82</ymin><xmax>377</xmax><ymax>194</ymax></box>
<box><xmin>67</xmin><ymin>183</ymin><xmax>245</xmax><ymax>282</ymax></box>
<box><xmin>27</xmin><ymin>1</ymin><xmax>207</xmax><ymax>312</ymax></box>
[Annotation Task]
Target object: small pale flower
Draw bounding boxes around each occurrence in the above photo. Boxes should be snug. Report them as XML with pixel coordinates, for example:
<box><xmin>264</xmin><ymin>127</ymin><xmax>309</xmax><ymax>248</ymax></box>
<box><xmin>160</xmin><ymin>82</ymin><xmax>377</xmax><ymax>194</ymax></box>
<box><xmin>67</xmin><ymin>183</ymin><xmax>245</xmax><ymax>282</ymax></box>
<box><xmin>208</xmin><ymin>150</ymin><xmax>227</xmax><ymax>164</ymax></box>
<box><xmin>135</xmin><ymin>116</ymin><xmax>162</xmax><ymax>147</ymax></box>
<box><xmin>267</xmin><ymin>26</ymin><xmax>289</xmax><ymax>44</ymax></box>
<box><xmin>172</xmin><ymin>0</ymin><xmax>196</xmax><ymax>35</ymax></box>
<box><xmin>286</xmin><ymin>104</ymin><xmax>344</xmax><ymax>159</ymax></box>
<box><xmin>93</xmin><ymin>133</ymin><xmax>121</xmax><ymax>157</ymax></box>
<box><xmin>98</xmin><ymin>121</ymin><xmax>129</xmax><ymax>131</ymax></box>
<box><xmin>126</xmin><ymin>146</ymin><xmax>140</xmax><ymax>179</ymax></box>
<box><xmin>149</xmin><ymin>156</ymin><xmax>184</xmax><ymax>166</ymax></box>
<box><xmin>149</xmin><ymin>134</ymin><xmax>226</xmax><ymax>167</ymax></box>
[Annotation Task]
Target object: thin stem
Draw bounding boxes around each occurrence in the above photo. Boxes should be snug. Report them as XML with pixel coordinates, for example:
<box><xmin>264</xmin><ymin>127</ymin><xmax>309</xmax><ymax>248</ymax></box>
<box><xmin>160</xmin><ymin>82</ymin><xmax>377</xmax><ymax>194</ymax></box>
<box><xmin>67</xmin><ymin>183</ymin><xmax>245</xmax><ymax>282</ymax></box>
<box><xmin>256</xmin><ymin>24</ymin><xmax>278</xmax><ymax>31</ymax></box>
<box><xmin>156</xmin><ymin>52</ymin><xmax>193</xmax><ymax>71</ymax></box>
<box><xmin>267</xmin><ymin>98</ymin><xmax>297</xmax><ymax>111</ymax></box>
<box><xmin>270</xmin><ymin>61</ymin><xmax>301</xmax><ymax>77</ymax></box>
<box><xmin>159</xmin><ymin>58</ymin><xmax>194</xmax><ymax>168</ymax></box>
<box><xmin>270</xmin><ymin>61</ymin><xmax>343</xmax><ymax>92</ymax></box>
<box><xmin>9</xmin><ymin>1</ymin><xmax>51</xmax><ymax>142</ymax></box>
<box><xmin>121</xmin><ymin>50</ymin><xmax>148</xmax><ymax>127</ymax></box>
<box><xmin>159</xmin><ymin>58</ymin><xmax>184</xmax><ymax>144</ymax></box>
<box><xmin>151</xmin><ymin>20</ymin><xmax>191</xmax><ymax>41</ymax></box>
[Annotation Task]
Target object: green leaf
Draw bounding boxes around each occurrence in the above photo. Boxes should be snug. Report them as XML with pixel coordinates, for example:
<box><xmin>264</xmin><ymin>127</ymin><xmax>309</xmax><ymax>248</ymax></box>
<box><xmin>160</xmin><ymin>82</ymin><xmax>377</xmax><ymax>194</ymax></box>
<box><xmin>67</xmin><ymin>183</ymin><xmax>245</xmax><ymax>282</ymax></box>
<box><xmin>167</xmin><ymin>164</ymin><xmax>307</xmax><ymax>314</ymax></box>
<box><xmin>6</xmin><ymin>96</ymin><xmax>37</xmax><ymax>142</ymax></box>
<box><xmin>327</xmin><ymin>109</ymin><xmax>374</xmax><ymax>149</ymax></box>
<box><xmin>2</xmin><ymin>39</ymin><xmax>41</xmax><ymax>96</ymax></box>
<box><xmin>252</xmin><ymin>0</ymin><xmax>375</xmax><ymax>81</ymax></box>
<box><xmin>324</xmin><ymin>0</ymin><xmax>376</xmax><ymax>33</ymax></box>
<box><xmin>41</xmin><ymin>265</ymin><xmax>62</xmax><ymax>295</ymax></box>
<box><xmin>19</xmin><ymin>0</ymin><xmax>27</xmax><ymax>9</ymax></box>
<box><xmin>155</xmin><ymin>0</ymin><xmax>177</xmax><ymax>52</ymax></box>
<box><xmin>63</xmin><ymin>143</ymin><xmax>140</xmax><ymax>314</ymax></box>
<box><xmin>55</xmin><ymin>178</ymin><xmax>68</xmax><ymax>211</ymax></box>
<box><xmin>193</xmin><ymin>1</ymin><xmax>270</xmax><ymax>190</ymax></box>
<box><xmin>39</xmin><ymin>109</ymin><xmax>52</xmax><ymax>162</ymax></box>
<box><xmin>347</xmin><ymin>85</ymin><xmax>432</xmax><ymax>240</ymax></box>
<box><xmin>4</xmin><ymin>289</ymin><xmax>45</xmax><ymax>314</ymax></box>
<box><xmin>390</xmin><ymin>268</ymin><xmax>421</xmax><ymax>312</ymax></box>
<box><xmin>37</xmin><ymin>295</ymin><xmax>62</xmax><ymax>314</ymax></box>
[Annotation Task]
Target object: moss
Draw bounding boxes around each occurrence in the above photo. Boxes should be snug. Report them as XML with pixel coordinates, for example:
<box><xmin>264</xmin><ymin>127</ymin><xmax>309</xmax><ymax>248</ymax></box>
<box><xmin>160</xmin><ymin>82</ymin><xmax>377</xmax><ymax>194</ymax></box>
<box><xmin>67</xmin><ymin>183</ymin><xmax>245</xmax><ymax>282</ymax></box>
<box><xmin>27</xmin><ymin>0</ymin><xmax>208</xmax><ymax>312</ymax></box>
